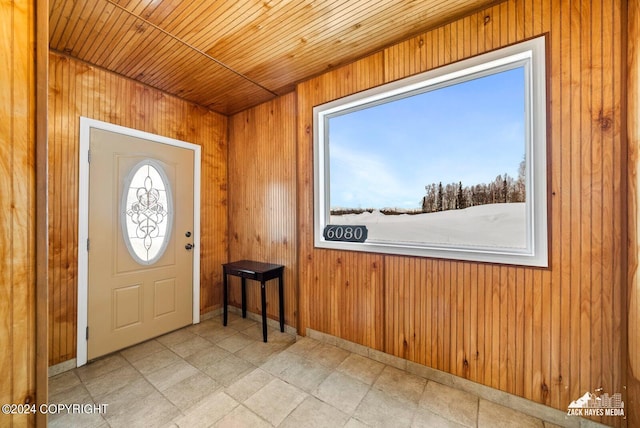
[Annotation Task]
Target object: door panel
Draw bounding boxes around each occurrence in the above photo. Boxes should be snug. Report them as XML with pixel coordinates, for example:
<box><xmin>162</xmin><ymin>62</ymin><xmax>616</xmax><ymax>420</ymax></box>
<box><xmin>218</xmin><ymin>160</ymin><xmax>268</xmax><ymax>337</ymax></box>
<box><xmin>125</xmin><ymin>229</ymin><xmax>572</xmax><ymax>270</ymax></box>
<box><xmin>113</xmin><ymin>284</ymin><xmax>142</xmax><ymax>329</ymax></box>
<box><xmin>88</xmin><ymin>128</ymin><xmax>194</xmax><ymax>360</ymax></box>
<box><xmin>154</xmin><ymin>278</ymin><xmax>177</xmax><ymax>317</ymax></box>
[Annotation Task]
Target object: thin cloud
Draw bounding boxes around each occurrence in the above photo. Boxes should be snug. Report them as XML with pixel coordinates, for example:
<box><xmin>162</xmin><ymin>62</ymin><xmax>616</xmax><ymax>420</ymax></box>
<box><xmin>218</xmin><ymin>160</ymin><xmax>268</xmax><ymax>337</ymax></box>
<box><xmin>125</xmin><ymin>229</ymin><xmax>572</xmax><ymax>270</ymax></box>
<box><xmin>330</xmin><ymin>143</ymin><xmax>418</xmax><ymax>209</ymax></box>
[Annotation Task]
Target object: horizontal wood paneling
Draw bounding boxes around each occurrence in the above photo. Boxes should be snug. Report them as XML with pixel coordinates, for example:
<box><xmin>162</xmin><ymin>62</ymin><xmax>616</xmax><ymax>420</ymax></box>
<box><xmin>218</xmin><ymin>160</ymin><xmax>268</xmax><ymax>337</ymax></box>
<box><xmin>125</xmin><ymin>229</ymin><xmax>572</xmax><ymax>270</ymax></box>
<box><xmin>0</xmin><ymin>0</ymin><xmax>38</xmax><ymax>425</ymax></box>
<box><xmin>297</xmin><ymin>0</ymin><xmax>626</xmax><ymax>423</ymax></box>
<box><xmin>48</xmin><ymin>52</ymin><xmax>228</xmax><ymax>365</ymax></box>
<box><xmin>227</xmin><ymin>93</ymin><xmax>298</xmax><ymax>328</ymax></box>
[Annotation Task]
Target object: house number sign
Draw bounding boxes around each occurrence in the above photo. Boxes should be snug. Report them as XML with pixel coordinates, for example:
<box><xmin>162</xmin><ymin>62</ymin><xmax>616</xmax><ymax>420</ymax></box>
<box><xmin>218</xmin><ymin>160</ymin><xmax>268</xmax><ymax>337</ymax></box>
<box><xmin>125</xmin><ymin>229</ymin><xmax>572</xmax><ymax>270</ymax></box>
<box><xmin>322</xmin><ymin>225</ymin><xmax>368</xmax><ymax>243</ymax></box>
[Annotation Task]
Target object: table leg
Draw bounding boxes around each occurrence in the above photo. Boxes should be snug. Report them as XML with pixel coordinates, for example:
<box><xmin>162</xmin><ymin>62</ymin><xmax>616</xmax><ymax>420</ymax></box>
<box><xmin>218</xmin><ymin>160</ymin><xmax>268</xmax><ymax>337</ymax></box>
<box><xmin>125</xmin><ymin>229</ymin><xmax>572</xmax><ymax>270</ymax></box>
<box><xmin>223</xmin><ymin>272</ymin><xmax>228</xmax><ymax>326</ymax></box>
<box><xmin>261</xmin><ymin>282</ymin><xmax>267</xmax><ymax>342</ymax></box>
<box><xmin>279</xmin><ymin>274</ymin><xmax>284</xmax><ymax>333</ymax></box>
<box><xmin>241</xmin><ymin>277</ymin><xmax>247</xmax><ymax>318</ymax></box>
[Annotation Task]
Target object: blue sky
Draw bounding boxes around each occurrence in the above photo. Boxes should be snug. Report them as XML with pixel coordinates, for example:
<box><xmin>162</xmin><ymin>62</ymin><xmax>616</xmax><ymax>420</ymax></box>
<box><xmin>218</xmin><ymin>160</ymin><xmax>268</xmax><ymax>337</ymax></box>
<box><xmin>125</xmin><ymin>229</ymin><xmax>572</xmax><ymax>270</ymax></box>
<box><xmin>329</xmin><ymin>67</ymin><xmax>525</xmax><ymax>209</ymax></box>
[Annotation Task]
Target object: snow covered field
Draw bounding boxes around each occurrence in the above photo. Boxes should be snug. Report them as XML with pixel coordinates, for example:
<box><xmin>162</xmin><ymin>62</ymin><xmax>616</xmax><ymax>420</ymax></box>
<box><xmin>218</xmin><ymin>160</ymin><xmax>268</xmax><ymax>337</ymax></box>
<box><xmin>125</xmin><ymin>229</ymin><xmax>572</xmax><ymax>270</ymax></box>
<box><xmin>330</xmin><ymin>202</ymin><xmax>526</xmax><ymax>249</ymax></box>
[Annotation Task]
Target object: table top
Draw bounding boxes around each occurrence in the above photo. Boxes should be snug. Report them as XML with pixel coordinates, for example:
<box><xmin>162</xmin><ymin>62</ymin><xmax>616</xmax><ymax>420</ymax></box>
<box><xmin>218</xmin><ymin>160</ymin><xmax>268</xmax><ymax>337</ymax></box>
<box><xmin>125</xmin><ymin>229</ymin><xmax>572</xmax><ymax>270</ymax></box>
<box><xmin>222</xmin><ymin>260</ymin><xmax>284</xmax><ymax>281</ymax></box>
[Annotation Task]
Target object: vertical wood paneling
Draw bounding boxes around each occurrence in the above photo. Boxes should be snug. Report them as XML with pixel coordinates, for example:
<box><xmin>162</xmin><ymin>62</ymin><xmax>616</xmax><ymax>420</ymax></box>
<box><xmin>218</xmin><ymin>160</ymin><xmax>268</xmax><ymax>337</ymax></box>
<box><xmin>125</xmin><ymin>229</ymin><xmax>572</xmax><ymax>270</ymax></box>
<box><xmin>548</xmin><ymin>0</ymin><xmax>564</xmax><ymax>411</ymax></box>
<box><xmin>48</xmin><ymin>52</ymin><xmax>228</xmax><ymax>365</ymax></box>
<box><xmin>628</xmin><ymin>0</ymin><xmax>640</xmax><ymax>421</ymax></box>
<box><xmin>297</xmin><ymin>0</ymin><xmax>627</xmax><ymax>422</ymax></box>
<box><xmin>297</xmin><ymin>54</ymin><xmax>386</xmax><ymax>351</ymax></box>
<box><xmin>36</xmin><ymin>1</ymin><xmax>50</xmax><ymax>424</ymax></box>
<box><xmin>227</xmin><ymin>93</ymin><xmax>298</xmax><ymax>327</ymax></box>
<box><xmin>0</xmin><ymin>0</ymin><xmax>39</xmax><ymax>425</ymax></box>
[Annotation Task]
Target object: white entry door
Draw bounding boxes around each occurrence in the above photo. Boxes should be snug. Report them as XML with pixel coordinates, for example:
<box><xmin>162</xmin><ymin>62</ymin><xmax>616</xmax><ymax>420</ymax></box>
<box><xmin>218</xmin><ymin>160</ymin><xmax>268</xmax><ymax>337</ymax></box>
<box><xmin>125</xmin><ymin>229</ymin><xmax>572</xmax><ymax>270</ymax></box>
<box><xmin>81</xmin><ymin>121</ymin><xmax>200</xmax><ymax>361</ymax></box>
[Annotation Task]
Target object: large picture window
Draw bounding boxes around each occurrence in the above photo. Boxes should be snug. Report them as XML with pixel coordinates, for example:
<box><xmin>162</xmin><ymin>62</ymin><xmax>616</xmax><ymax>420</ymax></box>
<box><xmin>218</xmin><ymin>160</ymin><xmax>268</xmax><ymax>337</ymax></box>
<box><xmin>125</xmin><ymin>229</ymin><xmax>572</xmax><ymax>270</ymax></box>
<box><xmin>313</xmin><ymin>36</ymin><xmax>548</xmax><ymax>267</ymax></box>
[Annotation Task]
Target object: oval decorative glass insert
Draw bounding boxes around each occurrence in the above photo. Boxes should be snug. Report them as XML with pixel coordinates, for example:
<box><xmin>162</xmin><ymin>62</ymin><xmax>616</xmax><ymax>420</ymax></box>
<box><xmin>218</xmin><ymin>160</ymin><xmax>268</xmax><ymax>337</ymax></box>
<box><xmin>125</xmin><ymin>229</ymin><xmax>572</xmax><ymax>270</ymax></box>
<box><xmin>121</xmin><ymin>160</ymin><xmax>173</xmax><ymax>265</ymax></box>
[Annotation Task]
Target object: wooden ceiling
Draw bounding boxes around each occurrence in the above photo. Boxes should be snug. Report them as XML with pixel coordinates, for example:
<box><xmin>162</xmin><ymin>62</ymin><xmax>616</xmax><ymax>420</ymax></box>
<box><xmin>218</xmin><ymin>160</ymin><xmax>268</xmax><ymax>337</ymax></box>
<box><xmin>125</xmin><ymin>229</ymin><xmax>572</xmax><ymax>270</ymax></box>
<box><xmin>50</xmin><ymin>0</ymin><xmax>498</xmax><ymax>115</ymax></box>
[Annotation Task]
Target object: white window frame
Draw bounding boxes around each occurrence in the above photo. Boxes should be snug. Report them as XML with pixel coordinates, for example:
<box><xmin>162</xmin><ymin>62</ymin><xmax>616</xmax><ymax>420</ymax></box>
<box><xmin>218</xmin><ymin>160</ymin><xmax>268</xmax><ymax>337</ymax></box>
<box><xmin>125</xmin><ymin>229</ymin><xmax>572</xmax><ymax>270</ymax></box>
<box><xmin>313</xmin><ymin>36</ymin><xmax>548</xmax><ymax>267</ymax></box>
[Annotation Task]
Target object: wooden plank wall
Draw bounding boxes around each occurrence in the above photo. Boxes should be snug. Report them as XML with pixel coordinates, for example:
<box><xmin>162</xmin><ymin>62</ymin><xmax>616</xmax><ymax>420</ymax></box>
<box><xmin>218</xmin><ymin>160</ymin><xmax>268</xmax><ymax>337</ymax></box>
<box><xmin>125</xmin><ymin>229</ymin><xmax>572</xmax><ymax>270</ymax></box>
<box><xmin>48</xmin><ymin>52</ymin><xmax>228</xmax><ymax>365</ymax></box>
<box><xmin>628</xmin><ymin>0</ymin><xmax>640</xmax><ymax>422</ymax></box>
<box><xmin>0</xmin><ymin>0</ymin><xmax>38</xmax><ymax>425</ymax></box>
<box><xmin>227</xmin><ymin>93</ymin><xmax>298</xmax><ymax>328</ymax></box>
<box><xmin>297</xmin><ymin>53</ymin><xmax>388</xmax><ymax>352</ymax></box>
<box><xmin>296</xmin><ymin>0</ymin><xmax>626</xmax><ymax>423</ymax></box>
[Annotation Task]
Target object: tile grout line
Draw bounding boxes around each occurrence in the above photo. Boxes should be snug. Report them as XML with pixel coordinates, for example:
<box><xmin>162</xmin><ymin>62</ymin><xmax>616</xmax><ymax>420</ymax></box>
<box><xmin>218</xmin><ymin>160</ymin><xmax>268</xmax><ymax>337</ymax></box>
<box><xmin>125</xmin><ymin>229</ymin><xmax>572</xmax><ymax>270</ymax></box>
<box><xmin>51</xmin><ymin>315</ymin><xmax>557</xmax><ymax>428</ymax></box>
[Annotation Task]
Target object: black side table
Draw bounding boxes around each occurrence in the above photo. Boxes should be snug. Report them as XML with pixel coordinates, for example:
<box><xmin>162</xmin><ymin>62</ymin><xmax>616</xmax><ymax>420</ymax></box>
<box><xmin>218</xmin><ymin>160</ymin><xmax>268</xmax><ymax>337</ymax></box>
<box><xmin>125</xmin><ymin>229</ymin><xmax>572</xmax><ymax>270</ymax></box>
<box><xmin>222</xmin><ymin>260</ymin><xmax>285</xmax><ymax>342</ymax></box>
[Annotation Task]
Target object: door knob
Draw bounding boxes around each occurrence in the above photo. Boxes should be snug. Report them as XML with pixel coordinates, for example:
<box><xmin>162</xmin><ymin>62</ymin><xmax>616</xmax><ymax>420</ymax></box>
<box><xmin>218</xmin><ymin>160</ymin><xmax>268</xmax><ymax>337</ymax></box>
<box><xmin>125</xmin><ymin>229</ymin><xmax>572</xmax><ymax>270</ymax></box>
<box><xmin>185</xmin><ymin>243</ymin><xmax>194</xmax><ymax>250</ymax></box>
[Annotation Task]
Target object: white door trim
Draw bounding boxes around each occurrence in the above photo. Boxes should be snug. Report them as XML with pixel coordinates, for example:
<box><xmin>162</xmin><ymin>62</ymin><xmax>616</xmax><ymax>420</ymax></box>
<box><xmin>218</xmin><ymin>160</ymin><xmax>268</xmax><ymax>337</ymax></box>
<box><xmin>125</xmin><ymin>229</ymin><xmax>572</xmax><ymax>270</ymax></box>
<box><xmin>77</xmin><ymin>117</ymin><xmax>201</xmax><ymax>367</ymax></box>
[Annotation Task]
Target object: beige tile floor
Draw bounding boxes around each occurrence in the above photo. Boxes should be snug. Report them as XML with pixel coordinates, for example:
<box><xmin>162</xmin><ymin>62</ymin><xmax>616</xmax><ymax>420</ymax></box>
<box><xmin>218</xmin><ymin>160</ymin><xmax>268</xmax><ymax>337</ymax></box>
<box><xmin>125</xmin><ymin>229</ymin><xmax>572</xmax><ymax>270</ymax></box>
<box><xmin>48</xmin><ymin>313</ymin><xmax>555</xmax><ymax>428</ymax></box>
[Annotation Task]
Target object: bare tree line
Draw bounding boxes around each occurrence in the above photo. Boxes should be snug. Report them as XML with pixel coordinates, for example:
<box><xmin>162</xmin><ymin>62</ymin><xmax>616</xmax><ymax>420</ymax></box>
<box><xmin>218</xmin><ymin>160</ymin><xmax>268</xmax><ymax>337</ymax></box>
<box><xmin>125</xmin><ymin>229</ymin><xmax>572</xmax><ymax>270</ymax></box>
<box><xmin>421</xmin><ymin>160</ymin><xmax>526</xmax><ymax>213</ymax></box>
<box><xmin>331</xmin><ymin>160</ymin><xmax>526</xmax><ymax>216</ymax></box>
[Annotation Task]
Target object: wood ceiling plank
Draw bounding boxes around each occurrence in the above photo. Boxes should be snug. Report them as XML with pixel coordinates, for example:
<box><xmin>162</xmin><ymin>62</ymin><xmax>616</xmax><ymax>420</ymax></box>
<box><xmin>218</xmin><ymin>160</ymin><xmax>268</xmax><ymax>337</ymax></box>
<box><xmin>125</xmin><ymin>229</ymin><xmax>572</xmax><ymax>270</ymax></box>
<box><xmin>63</xmin><ymin>1</ymin><xmax>110</xmax><ymax>55</ymax></box>
<box><xmin>234</xmin><ymin>3</ymin><xmax>496</xmax><ymax>91</ymax></box>
<box><xmin>203</xmin><ymin>0</ymin><xmax>461</xmax><ymax>80</ymax></box>
<box><xmin>102</xmin><ymin>10</ymin><xmax>277</xmax><ymax>104</ymax></box>
<box><xmin>150</xmin><ymin>54</ymin><xmax>244</xmax><ymax>97</ymax></box>
<box><xmin>108</xmin><ymin>23</ymin><xmax>177</xmax><ymax>76</ymax></box>
<box><xmin>211</xmin><ymin>0</ymin><xmax>384</xmax><ymax>65</ymax></box>
<box><xmin>105</xmin><ymin>0</ymin><xmax>262</xmax><ymax>81</ymax></box>
<box><xmin>204</xmin><ymin>0</ymin><xmax>370</xmax><ymax>66</ymax></box>
<box><xmin>49</xmin><ymin>0</ymin><xmax>83</xmax><ymax>48</ymax></box>
<box><xmin>113</xmin><ymin>0</ymin><xmax>164</xmax><ymax>16</ymax></box>
<box><xmin>137</xmin><ymin>0</ymin><xmax>253</xmax><ymax>45</ymax></box>
<box><xmin>136</xmin><ymin>0</ymin><xmax>186</xmax><ymax>23</ymax></box>
<box><xmin>50</xmin><ymin>0</ymin><xmax>94</xmax><ymax>51</ymax></box>
<box><xmin>82</xmin><ymin>5</ymin><xmax>131</xmax><ymax>64</ymax></box>
<box><xmin>50</xmin><ymin>0</ymin><xmax>501</xmax><ymax>114</ymax></box>
<box><xmin>71</xmin><ymin>2</ymin><xmax>115</xmax><ymax>58</ymax></box>
<box><xmin>100</xmin><ymin>15</ymin><xmax>153</xmax><ymax>69</ymax></box>
<box><xmin>146</xmin><ymin>58</ymin><xmax>275</xmax><ymax>114</ymax></box>
<box><xmin>178</xmin><ymin>1</ymin><xmax>270</xmax><ymax>54</ymax></box>
<box><xmin>48</xmin><ymin>0</ymin><xmax>66</xmax><ymax>47</ymax></box>
<box><xmin>79</xmin><ymin>2</ymin><xmax>126</xmax><ymax>61</ymax></box>
<box><xmin>145</xmin><ymin>0</ymin><xmax>222</xmax><ymax>34</ymax></box>
<box><xmin>185</xmin><ymin>1</ymin><xmax>270</xmax><ymax>39</ymax></box>
<box><xmin>101</xmin><ymin>13</ymin><xmax>172</xmax><ymax>73</ymax></box>
<box><xmin>89</xmin><ymin>7</ymin><xmax>137</xmax><ymax>65</ymax></box>
<box><xmin>241</xmin><ymin>0</ymin><xmax>492</xmax><ymax>89</ymax></box>
<box><xmin>190</xmin><ymin>1</ymin><xmax>369</xmax><ymax>91</ymax></box>
<box><xmin>135</xmin><ymin>44</ymin><xmax>209</xmax><ymax>88</ymax></box>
